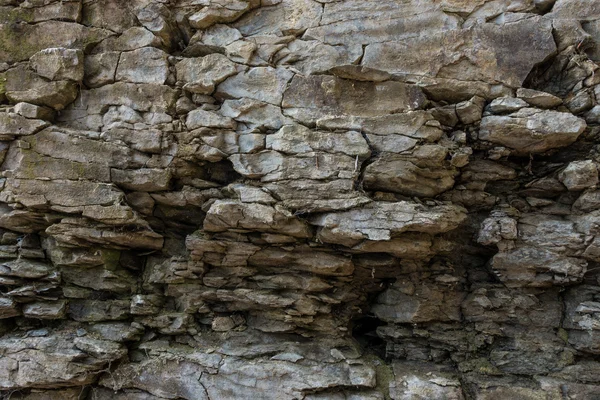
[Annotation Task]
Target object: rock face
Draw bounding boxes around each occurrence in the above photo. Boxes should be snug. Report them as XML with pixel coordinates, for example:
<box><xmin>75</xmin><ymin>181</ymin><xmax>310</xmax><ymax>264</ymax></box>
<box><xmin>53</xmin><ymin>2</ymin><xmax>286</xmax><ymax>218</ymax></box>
<box><xmin>2</xmin><ymin>0</ymin><xmax>600</xmax><ymax>399</ymax></box>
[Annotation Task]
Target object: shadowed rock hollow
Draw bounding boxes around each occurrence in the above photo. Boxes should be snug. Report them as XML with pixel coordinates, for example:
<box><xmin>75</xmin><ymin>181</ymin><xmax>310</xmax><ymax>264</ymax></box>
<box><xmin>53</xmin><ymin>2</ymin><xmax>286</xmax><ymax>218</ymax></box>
<box><xmin>1</xmin><ymin>0</ymin><xmax>600</xmax><ymax>398</ymax></box>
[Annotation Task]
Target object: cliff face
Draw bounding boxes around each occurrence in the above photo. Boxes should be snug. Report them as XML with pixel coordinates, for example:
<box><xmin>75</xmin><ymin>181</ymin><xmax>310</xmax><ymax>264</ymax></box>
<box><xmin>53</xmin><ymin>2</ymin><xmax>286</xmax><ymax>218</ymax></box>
<box><xmin>1</xmin><ymin>0</ymin><xmax>600</xmax><ymax>398</ymax></box>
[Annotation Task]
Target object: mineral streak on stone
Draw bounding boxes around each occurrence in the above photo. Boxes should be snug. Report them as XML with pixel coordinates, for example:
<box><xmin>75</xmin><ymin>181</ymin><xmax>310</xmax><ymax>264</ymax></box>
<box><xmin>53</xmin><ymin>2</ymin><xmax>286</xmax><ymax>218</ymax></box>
<box><xmin>2</xmin><ymin>0</ymin><xmax>600</xmax><ymax>398</ymax></box>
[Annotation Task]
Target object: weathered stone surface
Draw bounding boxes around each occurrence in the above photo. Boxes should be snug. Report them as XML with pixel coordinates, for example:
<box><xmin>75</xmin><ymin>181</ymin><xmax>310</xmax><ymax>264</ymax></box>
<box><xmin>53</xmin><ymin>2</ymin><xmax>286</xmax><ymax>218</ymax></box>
<box><xmin>84</xmin><ymin>52</ymin><xmax>120</xmax><ymax>88</ymax></box>
<box><xmin>177</xmin><ymin>54</ymin><xmax>237</xmax><ymax>94</ymax></box>
<box><xmin>310</xmin><ymin>201</ymin><xmax>467</xmax><ymax>246</ymax></box>
<box><xmin>363</xmin><ymin>145</ymin><xmax>458</xmax><ymax>198</ymax></box>
<box><xmin>282</xmin><ymin>75</ymin><xmax>427</xmax><ymax>124</ymax></box>
<box><xmin>277</xmin><ymin>40</ymin><xmax>362</xmax><ymax>75</ymax></box>
<box><xmin>186</xmin><ymin>108</ymin><xmax>236</xmax><ymax>130</ymax></box>
<box><xmin>30</xmin><ymin>48</ymin><xmax>84</xmax><ymax>82</ymax></box>
<box><xmin>479</xmin><ymin>108</ymin><xmax>587</xmax><ymax>154</ymax></box>
<box><xmin>0</xmin><ymin>113</ymin><xmax>49</xmax><ymax>137</ymax></box>
<box><xmin>77</xmin><ymin>82</ymin><xmax>178</xmax><ymax>113</ymax></box>
<box><xmin>116</xmin><ymin>47</ymin><xmax>170</xmax><ymax>85</ymax></box>
<box><xmin>559</xmin><ymin>160</ymin><xmax>599</xmax><ymax>191</ymax></box>
<box><xmin>0</xmin><ymin>21</ymin><xmax>111</xmax><ymax>64</ymax></box>
<box><xmin>267</xmin><ymin>124</ymin><xmax>370</xmax><ymax>158</ymax></box>
<box><xmin>1</xmin><ymin>1</ymin><xmax>600</xmax><ymax>397</ymax></box>
<box><xmin>22</xmin><ymin>300</ymin><xmax>67</xmax><ymax>319</ymax></box>
<box><xmin>373</xmin><ymin>281</ymin><xmax>464</xmax><ymax>324</ymax></box>
<box><xmin>1</xmin><ymin>1</ymin><xmax>82</xmax><ymax>24</ymax></box>
<box><xmin>189</xmin><ymin>0</ymin><xmax>256</xmax><ymax>29</ymax></box>
<box><xmin>488</xmin><ymin>97</ymin><xmax>529</xmax><ymax>114</ymax></box>
<box><xmin>221</xmin><ymin>98</ymin><xmax>293</xmax><ymax>130</ymax></box>
<box><xmin>304</xmin><ymin>0</ymin><xmax>459</xmax><ymax>46</ymax></box>
<box><xmin>235</xmin><ymin>0</ymin><xmax>322</xmax><ymax>36</ymax></box>
<box><xmin>230</xmin><ymin>150</ymin><xmax>359</xmax><ymax>182</ymax></box>
<box><xmin>517</xmin><ymin>88</ymin><xmax>563</xmax><ymax>109</ymax></box>
<box><xmin>390</xmin><ymin>362</ymin><xmax>464</xmax><ymax>400</ymax></box>
<box><xmin>217</xmin><ymin>67</ymin><xmax>294</xmax><ymax>105</ymax></box>
<box><xmin>0</xmin><ymin>331</ymin><xmax>126</xmax><ymax>389</ymax></box>
<box><xmin>111</xmin><ymin>168</ymin><xmax>172</xmax><ymax>192</ymax></box>
<box><xmin>0</xmin><ymin>297</ymin><xmax>20</xmax><ymax>319</ymax></box>
<box><xmin>361</xmin><ymin>16</ymin><xmax>556</xmax><ymax>99</ymax></box>
<box><xmin>5</xmin><ymin>66</ymin><xmax>79</xmax><ymax>110</ymax></box>
<box><xmin>13</xmin><ymin>102</ymin><xmax>55</xmax><ymax>121</ymax></box>
<box><xmin>46</xmin><ymin>218</ymin><xmax>164</xmax><ymax>250</ymax></box>
<box><xmin>94</xmin><ymin>27</ymin><xmax>163</xmax><ymax>53</ymax></box>
<box><xmin>204</xmin><ymin>199</ymin><xmax>311</xmax><ymax>238</ymax></box>
<box><xmin>490</xmin><ymin>247</ymin><xmax>587</xmax><ymax>288</ymax></box>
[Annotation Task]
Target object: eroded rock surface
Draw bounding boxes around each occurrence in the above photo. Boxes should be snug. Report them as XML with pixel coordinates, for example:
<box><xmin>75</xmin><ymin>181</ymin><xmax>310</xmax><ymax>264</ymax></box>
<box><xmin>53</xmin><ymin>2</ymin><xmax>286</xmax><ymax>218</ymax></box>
<box><xmin>2</xmin><ymin>0</ymin><xmax>600</xmax><ymax>399</ymax></box>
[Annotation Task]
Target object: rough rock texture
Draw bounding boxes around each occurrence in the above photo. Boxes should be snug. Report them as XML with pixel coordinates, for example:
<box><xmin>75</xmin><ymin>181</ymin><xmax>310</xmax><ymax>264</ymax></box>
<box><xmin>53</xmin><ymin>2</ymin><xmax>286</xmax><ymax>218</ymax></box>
<box><xmin>2</xmin><ymin>0</ymin><xmax>600</xmax><ymax>399</ymax></box>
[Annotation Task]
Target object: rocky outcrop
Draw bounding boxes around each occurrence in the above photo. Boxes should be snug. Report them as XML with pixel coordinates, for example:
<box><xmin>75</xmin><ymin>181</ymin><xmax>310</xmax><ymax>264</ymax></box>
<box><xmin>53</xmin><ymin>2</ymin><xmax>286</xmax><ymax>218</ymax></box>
<box><xmin>2</xmin><ymin>0</ymin><xmax>600</xmax><ymax>399</ymax></box>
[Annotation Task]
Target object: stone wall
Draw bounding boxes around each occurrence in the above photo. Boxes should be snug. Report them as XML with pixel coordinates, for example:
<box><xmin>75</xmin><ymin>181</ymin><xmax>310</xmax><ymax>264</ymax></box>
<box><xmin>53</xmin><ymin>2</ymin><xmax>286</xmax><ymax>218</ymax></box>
<box><xmin>1</xmin><ymin>0</ymin><xmax>600</xmax><ymax>398</ymax></box>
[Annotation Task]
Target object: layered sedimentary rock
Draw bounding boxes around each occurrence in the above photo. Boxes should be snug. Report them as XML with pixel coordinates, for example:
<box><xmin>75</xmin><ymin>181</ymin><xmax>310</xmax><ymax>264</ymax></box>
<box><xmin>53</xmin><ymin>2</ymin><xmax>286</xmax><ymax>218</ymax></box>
<box><xmin>2</xmin><ymin>0</ymin><xmax>600</xmax><ymax>399</ymax></box>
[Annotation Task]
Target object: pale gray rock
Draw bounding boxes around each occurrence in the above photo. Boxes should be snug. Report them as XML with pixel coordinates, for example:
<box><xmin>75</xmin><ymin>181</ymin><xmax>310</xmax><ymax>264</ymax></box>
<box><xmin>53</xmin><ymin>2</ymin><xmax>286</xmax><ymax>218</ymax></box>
<box><xmin>462</xmin><ymin>285</ymin><xmax>562</xmax><ymax>327</ymax></box>
<box><xmin>230</xmin><ymin>150</ymin><xmax>358</xmax><ymax>182</ymax></box>
<box><xmin>363</xmin><ymin>145</ymin><xmax>458</xmax><ymax>198</ymax></box>
<box><xmin>0</xmin><ymin>331</ymin><xmax>126</xmax><ymax>389</ymax></box>
<box><xmin>479</xmin><ymin>108</ymin><xmax>587</xmax><ymax>154</ymax></box>
<box><xmin>490</xmin><ymin>247</ymin><xmax>587</xmax><ymax>288</ymax></box>
<box><xmin>13</xmin><ymin>102</ymin><xmax>55</xmax><ymax>121</ymax></box>
<box><xmin>282</xmin><ymin>75</ymin><xmax>427</xmax><ymax>124</ymax></box>
<box><xmin>189</xmin><ymin>0</ymin><xmax>256</xmax><ymax>29</ymax></box>
<box><xmin>0</xmin><ymin>20</ymin><xmax>111</xmax><ymax>64</ymax></box>
<box><xmin>84</xmin><ymin>52</ymin><xmax>120</xmax><ymax>88</ymax></box>
<box><xmin>77</xmin><ymin>82</ymin><xmax>179</xmax><ymax>113</ymax></box>
<box><xmin>488</xmin><ymin>97</ymin><xmax>529</xmax><ymax>114</ymax></box>
<box><xmin>264</xmin><ymin>179</ymin><xmax>370</xmax><ymax>212</ymax></box>
<box><xmin>234</xmin><ymin>0</ymin><xmax>323</xmax><ymax>36</ymax></box>
<box><xmin>1</xmin><ymin>0</ymin><xmax>599</xmax><ymax>396</ymax></box>
<box><xmin>116</xmin><ymin>47</ymin><xmax>170</xmax><ymax>85</ymax></box>
<box><xmin>278</xmin><ymin>41</ymin><xmax>363</xmax><ymax>75</ymax></box>
<box><xmin>266</xmin><ymin>124</ymin><xmax>370</xmax><ymax>158</ymax></box>
<box><xmin>566</xmin><ymin>89</ymin><xmax>594</xmax><ymax>114</ymax></box>
<box><xmin>0</xmin><ymin>297</ymin><xmax>20</xmax><ymax>319</ymax></box>
<box><xmin>111</xmin><ymin>168</ymin><xmax>172</xmax><ymax>192</ymax></box>
<box><xmin>21</xmin><ymin>300</ymin><xmax>67</xmax><ymax>319</ymax></box>
<box><xmin>456</xmin><ymin>96</ymin><xmax>485</xmax><ymax>125</ymax></box>
<box><xmin>204</xmin><ymin>199</ymin><xmax>312</xmax><ymax>238</ymax></box>
<box><xmin>304</xmin><ymin>0</ymin><xmax>459</xmax><ymax>46</ymax></box>
<box><xmin>186</xmin><ymin>109</ymin><xmax>236</xmax><ymax>130</ymax></box>
<box><xmin>177</xmin><ymin>54</ymin><xmax>237</xmax><ymax>95</ymax></box>
<box><xmin>29</xmin><ymin>48</ymin><xmax>84</xmax><ymax>82</ymax></box>
<box><xmin>310</xmin><ymin>201</ymin><xmax>467</xmax><ymax>246</ymax></box>
<box><xmin>559</xmin><ymin>160</ymin><xmax>599</xmax><ymax>191</ymax></box>
<box><xmin>517</xmin><ymin>88</ymin><xmax>563</xmax><ymax>109</ymax></box>
<box><xmin>46</xmin><ymin>218</ymin><xmax>164</xmax><ymax>250</ymax></box>
<box><xmin>221</xmin><ymin>98</ymin><xmax>293</xmax><ymax>130</ymax></box>
<box><xmin>477</xmin><ymin>215</ymin><xmax>518</xmax><ymax>246</ymax></box>
<box><xmin>94</xmin><ymin>27</ymin><xmax>163</xmax><ymax>53</ymax></box>
<box><xmin>361</xmin><ymin>16</ymin><xmax>556</xmax><ymax>99</ymax></box>
<box><xmin>199</xmin><ymin>24</ymin><xmax>243</xmax><ymax>47</ymax></box>
<box><xmin>217</xmin><ymin>66</ymin><xmax>294</xmax><ymax>105</ymax></box>
<box><xmin>5</xmin><ymin>66</ymin><xmax>78</xmax><ymax>110</ymax></box>
<box><xmin>0</xmin><ymin>112</ymin><xmax>49</xmax><ymax>137</ymax></box>
<box><xmin>319</xmin><ymin>111</ymin><xmax>444</xmax><ymax>149</ymax></box>
<box><xmin>390</xmin><ymin>362</ymin><xmax>464</xmax><ymax>400</ymax></box>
